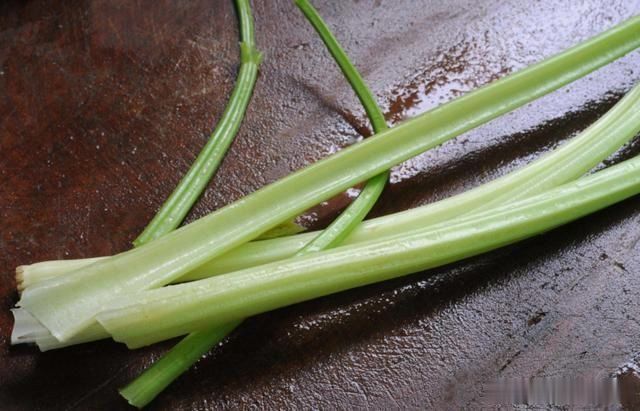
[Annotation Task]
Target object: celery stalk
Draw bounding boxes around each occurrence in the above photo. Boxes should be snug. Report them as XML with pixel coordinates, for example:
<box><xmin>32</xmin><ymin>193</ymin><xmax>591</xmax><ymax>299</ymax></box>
<box><xmin>293</xmin><ymin>0</ymin><xmax>390</xmax><ymax>254</ymax></box>
<box><xmin>118</xmin><ymin>320</ymin><xmax>242</xmax><ymax>408</ymax></box>
<box><xmin>18</xmin><ymin>81</ymin><xmax>640</xmax><ymax>288</ymax></box>
<box><xmin>21</xmin><ymin>79</ymin><xmax>640</xmax><ymax>287</ymax></box>
<box><xmin>16</xmin><ymin>93</ymin><xmax>640</xmax><ymax>350</ymax></box>
<box><xmin>132</xmin><ymin>0</ymin><xmax>261</xmax><ymax>247</ymax></box>
<box><xmin>96</xmin><ymin>154</ymin><xmax>640</xmax><ymax>347</ymax></box>
<box><xmin>18</xmin><ymin>16</ymin><xmax>640</xmax><ymax>342</ymax></box>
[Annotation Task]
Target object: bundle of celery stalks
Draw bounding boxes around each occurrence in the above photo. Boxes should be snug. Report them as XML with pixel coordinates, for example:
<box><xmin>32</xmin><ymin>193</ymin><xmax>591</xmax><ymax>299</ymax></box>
<box><xmin>10</xmin><ymin>0</ymin><xmax>640</xmax><ymax>407</ymax></box>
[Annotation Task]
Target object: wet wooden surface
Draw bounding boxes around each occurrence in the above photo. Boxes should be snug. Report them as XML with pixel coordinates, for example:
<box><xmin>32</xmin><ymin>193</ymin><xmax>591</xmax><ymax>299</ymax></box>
<box><xmin>1</xmin><ymin>0</ymin><xmax>640</xmax><ymax>409</ymax></box>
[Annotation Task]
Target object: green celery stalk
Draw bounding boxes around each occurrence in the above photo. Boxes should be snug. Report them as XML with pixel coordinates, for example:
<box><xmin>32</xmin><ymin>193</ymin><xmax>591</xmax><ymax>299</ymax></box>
<box><xmin>18</xmin><ymin>16</ymin><xmax>640</xmax><ymax>342</ymax></box>
<box><xmin>294</xmin><ymin>0</ymin><xmax>390</xmax><ymax>254</ymax></box>
<box><xmin>14</xmin><ymin>82</ymin><xmax>640</xmax><ymax>350</ymax></box>
<box><xmin>132</xmin><ymin>0</ymin><xmax>261</xmax><ymax>247</ymax></box>
<box><xmin>119</xmin><ymin>320</ymin><xmax>242</xmax><ymax>408</ymax></box>
<box><xmin>96</xmin><ymin>153</ymin><xmax>640</xmax><ymax>347</ymax></box>
<box><xmin>17</xmin><ymin>80</ymin><xmax>640</xmax><ymax>289</ymax></box>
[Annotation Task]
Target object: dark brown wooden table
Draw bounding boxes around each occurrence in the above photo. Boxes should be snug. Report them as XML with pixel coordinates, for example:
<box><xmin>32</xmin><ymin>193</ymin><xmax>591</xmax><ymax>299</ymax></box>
<box><xmin>2</xmin><ymin>1</ymin><xmax>640</xmax><ymax>409</ymax></box>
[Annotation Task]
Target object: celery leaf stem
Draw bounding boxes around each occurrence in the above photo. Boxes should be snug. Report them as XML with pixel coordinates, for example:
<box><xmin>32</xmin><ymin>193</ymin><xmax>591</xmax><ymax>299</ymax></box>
<box><xmin>133</xmin><ymin>0</ymin><xmax>261</xmax><ymax>246</ymax></box>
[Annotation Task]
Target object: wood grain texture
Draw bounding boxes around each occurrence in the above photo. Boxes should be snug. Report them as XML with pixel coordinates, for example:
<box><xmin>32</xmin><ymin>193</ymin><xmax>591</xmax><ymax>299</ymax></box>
<box><xmin>1</xmin><ymin>0</ymin><xmax>640</xmax><ymax>409</ymax></box>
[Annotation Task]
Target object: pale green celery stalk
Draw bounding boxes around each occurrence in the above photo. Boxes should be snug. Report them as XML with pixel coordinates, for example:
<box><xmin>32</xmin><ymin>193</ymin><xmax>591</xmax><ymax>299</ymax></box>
<box><xmin>18</xmin><ymin>80</ymin><xmax>640</xmax><ymax>288</ymax></box>
<box><xmin>17</xmin><ymin>90</ymin><xmax>640</xmax><ymax>350</ymax></box>
<box><xmin>19</xmin><ymin>88</ymin><xmax>640</xmax><ymax>351</ymax></box>
<box><xmin>96</xmin><ymin>154</ymin><xmax>640</xmax><ymax>347</ymax></box>
<box><xmin>18</xmin><ymin>16</ymin><xmax>640</xmax><ymax>342</ymax></box>
<box><xmin>15</xmin><ymin>79</ymin><xmax>640</xmax><ymax>351</ymax></box>
<box><xmin>132</xmin><ymin>0</ymin><xmax>261</xmax><ymax>247</ymax></box>
<box><xmin>121</xmin><ymin>2</ymin><xmax>393</xmax><ymax>405</ymax></box>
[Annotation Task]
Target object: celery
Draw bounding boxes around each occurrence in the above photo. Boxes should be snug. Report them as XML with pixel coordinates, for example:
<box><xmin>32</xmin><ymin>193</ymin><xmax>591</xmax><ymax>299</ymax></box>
<box><xmin>96</xmin><ymin>154</ymin><xmax>640</xmax><ymax>347</ymax></box>
<box><xmin>20</xmin><ymin>80</ymin><xmax>640</xmax><ymax>287</ymax></box>
<box><xmin>294</xmin><ymin>0</ymin><xmax>390</xmax><ymax>254</ymax></box>
<box><xmin>132</xmin><ymin>0</ymin><xmax>261</xmax><ymax>247</ymax></box>
<box><xmin>17</xmin><ymin>80</ymin><xmax>640</xmax><ymax>351</ymax></box>
<box><xmin>17</xmin><ymin>16</ymin><xmax>640</xmax><ymax>342</ymax></box>
<box><xmin>118</xmin><ymin>320</ymin><xmax>242</xmax><ymax>408</ymax></box>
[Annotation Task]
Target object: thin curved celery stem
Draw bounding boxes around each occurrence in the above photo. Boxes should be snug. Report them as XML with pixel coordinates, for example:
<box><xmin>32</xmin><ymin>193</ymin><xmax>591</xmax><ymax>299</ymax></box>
<box><xmin>119</xmin><ymin>320</ymin><xmax>242</xmax><ymax>408</ymax></box>
<box><xmin>18</xmin><ymin>16</ymin><xmax>640</xmax><ymax>342</ymax></box>
<box><xmin>294</xmin><ymin>0</ymin><xmax>389</xmax><ymax>254</ymax></box>
<box><xmin>132</xmin><ymin>0</ymin><xmax>261</xmax><ymax>247</ymax></box>
<box><xmin>122</xmin><ymin>1</ymin><xmax>396</xmax><ymax>406</ymax></box>
<box><xmin>119</xmin><ymin>0</ymin><xmax>260</xmax><ymax>408</ymax></box>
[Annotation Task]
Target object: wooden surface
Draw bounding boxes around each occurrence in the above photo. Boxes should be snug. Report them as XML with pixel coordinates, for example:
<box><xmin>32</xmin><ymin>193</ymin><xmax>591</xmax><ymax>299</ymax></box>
<box><xmin>2</xmin><ymin>0</ymin><xmax>640</xmax><ymax>409</ymax></box>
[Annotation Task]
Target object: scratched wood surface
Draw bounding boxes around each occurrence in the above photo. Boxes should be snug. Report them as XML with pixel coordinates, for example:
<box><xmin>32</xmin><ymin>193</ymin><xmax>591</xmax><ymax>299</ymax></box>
<box><xmin>1</xmin><ymin>1</ymin><xmax>640</xmax><ymax>409</ymax></box>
